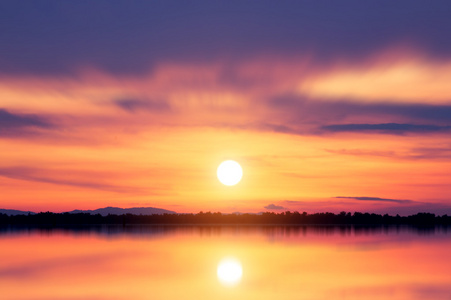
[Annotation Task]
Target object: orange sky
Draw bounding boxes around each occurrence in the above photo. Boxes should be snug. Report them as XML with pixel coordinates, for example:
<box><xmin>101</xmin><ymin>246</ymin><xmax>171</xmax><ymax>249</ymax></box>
<box><xmin>2</xmin><ymin>50</ymin><xmax>451</xmax><ymax>214</ymax></box>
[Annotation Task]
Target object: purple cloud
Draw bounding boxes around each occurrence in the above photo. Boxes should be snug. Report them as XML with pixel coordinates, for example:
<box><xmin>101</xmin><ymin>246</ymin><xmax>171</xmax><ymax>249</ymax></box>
<box><xmin>0</xmin><ymin>109</ymin><xmax>53</xmax><ymax>137</ymax></box>
<box><xmin>264</xmin><ymin>204</ymin><xmax>285</xmax><ymax>210</ymax></box>
<box><xmin>114</xmin><ymin>98</ymin><xmax>171</xmax><ymax>113</ymax></box>
<box><xmin>321</xmin><ymin>123</ymin><xmax>451</xmax><ymax>134</ymax></box>
<box><xmin>335</xmin><ymin>196</ymin><xmax>413</xmax><ymax>204</ymax></box>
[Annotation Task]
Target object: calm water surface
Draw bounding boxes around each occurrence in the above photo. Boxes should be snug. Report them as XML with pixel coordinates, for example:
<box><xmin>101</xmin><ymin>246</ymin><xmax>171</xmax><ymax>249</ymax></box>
<box><xmin>0</xmin><ymin>225</ymin><xmax>450</xmax><ymax>300</ymax></box>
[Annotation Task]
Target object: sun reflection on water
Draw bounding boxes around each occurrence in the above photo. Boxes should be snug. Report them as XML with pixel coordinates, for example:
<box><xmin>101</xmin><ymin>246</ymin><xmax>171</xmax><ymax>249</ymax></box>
<box><xmin>217</xmin><ymin>257</ymin><xmax>243</xmax><ymax>286</ymax></box>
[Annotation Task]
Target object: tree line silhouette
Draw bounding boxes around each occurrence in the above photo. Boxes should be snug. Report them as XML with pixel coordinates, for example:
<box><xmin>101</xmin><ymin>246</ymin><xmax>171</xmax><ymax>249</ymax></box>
<box><xmin>0</xmin><ymin>211</ymin><xmax>450</xmax><ymax>226</ymax></box>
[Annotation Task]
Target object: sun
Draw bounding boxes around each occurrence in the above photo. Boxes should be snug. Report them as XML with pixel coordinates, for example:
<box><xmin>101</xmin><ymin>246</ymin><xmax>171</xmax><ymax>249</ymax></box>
<box><xmin>217</xmin><ymin>160</ymin><xmax>243</xmax><ymax>186</ymax></box>
<box><xmin>217</xmin><ymin>257</ymin><xmax>243</xmax><ymax>286</ymax></box>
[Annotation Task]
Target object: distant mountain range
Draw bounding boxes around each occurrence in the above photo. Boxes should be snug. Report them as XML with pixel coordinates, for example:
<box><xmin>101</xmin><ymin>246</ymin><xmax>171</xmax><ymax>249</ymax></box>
<box><xmin>0</xmin><ymin>209</ymin><xmax>36</xmax><ymax>216</ymax></box>
<box><xmin>0</xmin><ymin>206</ymin><xmax>176</xmax><ymax>216</ymax></box>
<box><xmin>68</xmin><ymin>206</ymin><xmax>177</xmax><ymax>216</ymax></box>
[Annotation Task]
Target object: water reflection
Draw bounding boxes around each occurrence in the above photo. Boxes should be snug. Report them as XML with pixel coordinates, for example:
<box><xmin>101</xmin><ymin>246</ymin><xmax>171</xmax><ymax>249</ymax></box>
<box><xmin>0</xmin><ymin>224</ymin><xmax>449</xmax><ymax>239</ymax></box>
<box><xmin>0</xmin><ymin>225</ymin><xmax>450</xmax><ymax>300</ymax></box>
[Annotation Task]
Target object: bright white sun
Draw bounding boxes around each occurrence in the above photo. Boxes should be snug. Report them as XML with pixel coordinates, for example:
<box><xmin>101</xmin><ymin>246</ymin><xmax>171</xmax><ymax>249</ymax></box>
<box><xmin>217</xmin><ymin>258</ymin><xmax>243</xmax><ymax>286</ymax></box>
<box><xmin>217</xmin><ymin>160</ymin><xmax>243</xmax><ymax>186</ymax></box>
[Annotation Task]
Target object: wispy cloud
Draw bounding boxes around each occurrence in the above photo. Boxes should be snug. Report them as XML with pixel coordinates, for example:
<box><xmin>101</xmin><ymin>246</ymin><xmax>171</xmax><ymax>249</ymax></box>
<box><xmin>0</xmin><ymin>109</ymin><xmax>53</xmax><ymax>137</ymax></box>
<box><xmin>264</xmin><ymin>94</ymin><xmax>451</xmax><ymax>134</ymax></box>
<box><xmin>113</xmin><ymin>98</ymin><xmax>171</xmax><ymax>113</ymax></box>
<box><xmin>326</xmin><ymin>146</ymin><xmax>451</xmax><ymax>161</ymax></box>
<box><xmin>0</xmin><ymin>167</ymin><xmax>149</xmax><ymax>194</ymax></box>
<box><xmin>321</xmin><ymin>123</ymin><xmax>451</xmax><ymax>134</ymax></box>
<box><xmin>335</xmin><ymin>196</ymin><xmax>413</xmax><ymax>204</ymax></box>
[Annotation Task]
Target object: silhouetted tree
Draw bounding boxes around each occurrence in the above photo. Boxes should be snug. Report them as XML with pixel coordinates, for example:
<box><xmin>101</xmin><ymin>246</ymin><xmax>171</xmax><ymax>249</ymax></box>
<box><xmin>0</xmin><ymin>210</ymin><xmax>450</xmax><ymax>227</ymax></box>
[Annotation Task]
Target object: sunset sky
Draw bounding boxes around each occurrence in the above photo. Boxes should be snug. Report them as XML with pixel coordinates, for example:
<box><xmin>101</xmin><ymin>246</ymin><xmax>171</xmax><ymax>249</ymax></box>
<box><xmin>2</xmin><ymin>1</ymin><xmax>451</xmax><ymax>215</ymax></box>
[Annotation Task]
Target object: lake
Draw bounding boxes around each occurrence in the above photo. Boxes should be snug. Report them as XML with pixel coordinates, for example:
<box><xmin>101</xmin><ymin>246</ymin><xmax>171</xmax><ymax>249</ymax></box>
<box><xmin>0</xmin><ymin>225</ymin><xmax>450</xmax><ymax>300</ymax></box>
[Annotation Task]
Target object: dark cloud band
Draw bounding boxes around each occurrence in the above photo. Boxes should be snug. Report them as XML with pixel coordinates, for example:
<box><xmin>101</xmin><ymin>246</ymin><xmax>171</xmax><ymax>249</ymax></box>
<box><xmin>2</xmin><ymin>1</ymin><xmax>451</xmax><ymax>75</ymax></box>
<box><xmin>335</xmin><ymin>196</ymin><xmax>413</xmax><ymax>204</ymax></box>
<box><xmin>0</xmin><ymin>109</ymin><xmax>53</xmax><ymax>137</ymax></box>
<box><xmin>321</xmin><ymin>123</ymin><xmax>451</xmax><ymax>134</ymax></box>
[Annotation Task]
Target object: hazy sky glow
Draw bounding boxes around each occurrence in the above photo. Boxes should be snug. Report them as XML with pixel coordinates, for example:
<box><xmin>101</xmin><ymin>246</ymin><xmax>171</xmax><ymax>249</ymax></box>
<box><xmin>1</xmin><ymin>1</ymin><xmax>451</xmax><ymax>214</ymax></box>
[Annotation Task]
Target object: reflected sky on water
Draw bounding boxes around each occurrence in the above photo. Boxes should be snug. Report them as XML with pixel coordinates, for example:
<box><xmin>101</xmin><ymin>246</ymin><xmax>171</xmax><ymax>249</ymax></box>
<box><xmin>0</xmin><ymin>225</ymin><xmax>450</xmax><ymax>300</ymax></box>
